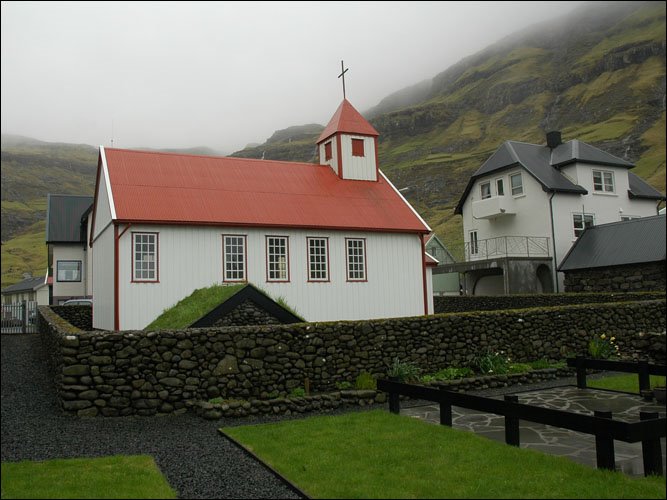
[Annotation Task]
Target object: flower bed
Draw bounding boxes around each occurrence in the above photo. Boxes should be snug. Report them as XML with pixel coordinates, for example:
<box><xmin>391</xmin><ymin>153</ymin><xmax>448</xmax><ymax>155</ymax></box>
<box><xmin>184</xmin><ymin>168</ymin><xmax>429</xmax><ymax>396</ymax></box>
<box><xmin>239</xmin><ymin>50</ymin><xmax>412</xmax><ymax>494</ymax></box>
<box><xmin>188</xmin><ymin>367</ymin><xmax>574</xmax><ymax>420</ymax></box>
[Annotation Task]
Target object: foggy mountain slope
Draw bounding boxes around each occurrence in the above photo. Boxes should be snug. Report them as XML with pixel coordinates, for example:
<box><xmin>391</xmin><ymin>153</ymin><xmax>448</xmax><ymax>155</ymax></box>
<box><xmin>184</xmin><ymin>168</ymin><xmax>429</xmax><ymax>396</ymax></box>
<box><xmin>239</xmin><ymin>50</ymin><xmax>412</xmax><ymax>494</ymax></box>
<box><xmin>233</xmin><ymin>1</ymin><xmax>666</xmax><ymax>246</ymax></box>
<box><xmin>2</xmin><ymin>1</ymin><xmax>665</xmax><ymax>287</ymax></box>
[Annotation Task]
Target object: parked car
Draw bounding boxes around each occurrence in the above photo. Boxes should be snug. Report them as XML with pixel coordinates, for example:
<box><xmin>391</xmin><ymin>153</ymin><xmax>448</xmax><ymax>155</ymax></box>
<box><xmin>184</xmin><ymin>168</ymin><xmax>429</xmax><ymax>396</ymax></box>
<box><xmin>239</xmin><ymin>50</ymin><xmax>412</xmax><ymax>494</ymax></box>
<box><xmin>62</xmin><ymin>299</ymin><xmax>93</xmax><ymax>306</ymax></box>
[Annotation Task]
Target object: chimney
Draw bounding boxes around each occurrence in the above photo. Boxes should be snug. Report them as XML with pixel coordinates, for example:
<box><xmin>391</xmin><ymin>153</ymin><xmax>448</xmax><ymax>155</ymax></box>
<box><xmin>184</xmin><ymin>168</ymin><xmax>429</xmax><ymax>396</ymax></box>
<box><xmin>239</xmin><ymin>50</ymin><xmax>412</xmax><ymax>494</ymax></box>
<box><xmin>546</xmin><ymin>131</ymin><xmax>562</xmax><ymax>149</ymax></box>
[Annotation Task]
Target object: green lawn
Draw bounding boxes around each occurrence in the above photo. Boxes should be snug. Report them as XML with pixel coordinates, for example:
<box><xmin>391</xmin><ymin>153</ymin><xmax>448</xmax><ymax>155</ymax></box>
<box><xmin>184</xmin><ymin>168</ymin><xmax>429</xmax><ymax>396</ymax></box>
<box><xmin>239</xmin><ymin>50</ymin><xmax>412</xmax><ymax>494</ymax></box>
<box><xmin>222</xmin><ymin>410</ymin><xmax>665</xmax><ymax>499</ymax></box>
<box><xmin>0</xmin><ymin>455</ymin><xmax>176</xmax><ymax>499</ymax></box>
<box><xmin>588</xmin><ymin>373</ymin><xmax>666</xmax><ymax>393</ymax></box>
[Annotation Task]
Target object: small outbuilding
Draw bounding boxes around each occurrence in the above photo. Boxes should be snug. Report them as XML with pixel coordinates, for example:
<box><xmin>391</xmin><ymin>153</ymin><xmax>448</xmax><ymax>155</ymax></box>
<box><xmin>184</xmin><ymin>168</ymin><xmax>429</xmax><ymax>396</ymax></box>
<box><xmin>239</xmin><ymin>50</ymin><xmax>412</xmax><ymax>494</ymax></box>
<box><xmin>558</xmin><ymin>215</ymin><xmax>666</xmax><ymax>292</ymax></box>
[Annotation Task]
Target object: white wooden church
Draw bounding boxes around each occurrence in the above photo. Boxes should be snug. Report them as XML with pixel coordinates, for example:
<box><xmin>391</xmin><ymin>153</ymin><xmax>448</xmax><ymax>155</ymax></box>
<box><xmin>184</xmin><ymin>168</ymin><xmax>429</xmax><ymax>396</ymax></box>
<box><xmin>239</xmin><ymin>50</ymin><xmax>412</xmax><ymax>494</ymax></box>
<box><xmin>89</xmin><ymin>98</ymin><xmax>435</xmax><ymax>330</ymax></box>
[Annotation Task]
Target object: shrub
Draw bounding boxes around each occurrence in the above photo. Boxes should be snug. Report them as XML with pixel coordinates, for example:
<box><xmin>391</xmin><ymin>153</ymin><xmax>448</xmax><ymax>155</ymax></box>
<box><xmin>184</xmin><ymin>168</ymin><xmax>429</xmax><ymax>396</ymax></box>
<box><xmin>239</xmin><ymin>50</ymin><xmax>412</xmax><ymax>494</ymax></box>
<box><xmin>588</xmin><ymin>334</ymin><xmax>620</xmax><ymax>359</ymax></box>
<box><xmin>434</xmin><ymin>367</ymin><xmax>474</xmax><ymax>380</ymax></box>
<box><xmin>355</xmin><ymin>371</ymin><xmax>377</xmax><ymax>390</ymax></box>
<box><xmin>474</xmin><ymin>349</ymin><xmax>511</xmax><ymax>375</ymax></box>
<box><xmin>336</xmin><ymin>381</ymin><xmax>353</xmax><ymax>390</ymax></box>
<box><xmin>290</xmin><ymin>387</ymin><xmax>306</xmax><ymax>398</ymax></box>
<box><xmin>507</xmin><ymin>363</ymin><xmax>532</xmax><ymax>374</ymax></box>
<box><xmin>387</xmin><ymin>357</ymin><xmax>420</xmax><ymax>382</ymax></box>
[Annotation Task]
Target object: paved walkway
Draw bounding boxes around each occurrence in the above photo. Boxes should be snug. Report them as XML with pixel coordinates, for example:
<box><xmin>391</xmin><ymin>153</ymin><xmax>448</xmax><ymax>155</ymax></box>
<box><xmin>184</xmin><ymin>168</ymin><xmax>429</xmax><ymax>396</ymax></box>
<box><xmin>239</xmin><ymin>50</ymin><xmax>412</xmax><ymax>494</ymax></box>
<box><xmin>401</xmin><ymin>384</ymin><xmax>666</xmax><ymax>477</ymax></box>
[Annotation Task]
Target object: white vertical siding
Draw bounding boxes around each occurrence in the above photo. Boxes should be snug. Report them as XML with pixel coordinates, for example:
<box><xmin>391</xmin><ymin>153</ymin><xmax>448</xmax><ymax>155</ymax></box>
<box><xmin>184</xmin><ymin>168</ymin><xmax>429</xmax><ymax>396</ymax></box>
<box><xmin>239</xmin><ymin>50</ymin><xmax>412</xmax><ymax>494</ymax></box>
<box><xmin>116</xmin><ymin>225</ymin><xmax>426</xmax><ymax>330</ymax></box>
<box><xmin>319</xmin><ymin>136</ymin><xmax>339</xmax><ymax>176</ymax></box>
<box><xmin>426</xmin><ymin>267</ymin><xmax>434</xmax><ymax>314</ymax></box>
<box><xmin>93</xmin><ymin>166</ymin><xmax>112</xmax><ymax>241</ymax></box>
<box><xmin>92</xmin><ymin>225</ymin><xmax>115</xmax><ymax>330</ymax></box>
<box><xmin>85</xmin><ymin>216</ymin><xmax>94</xmax><ymax>297</ymax></box>
<box><xmin>340</xmin><ymin>135</ymin><xmax>376</xmax><ymax>181</ymax></box>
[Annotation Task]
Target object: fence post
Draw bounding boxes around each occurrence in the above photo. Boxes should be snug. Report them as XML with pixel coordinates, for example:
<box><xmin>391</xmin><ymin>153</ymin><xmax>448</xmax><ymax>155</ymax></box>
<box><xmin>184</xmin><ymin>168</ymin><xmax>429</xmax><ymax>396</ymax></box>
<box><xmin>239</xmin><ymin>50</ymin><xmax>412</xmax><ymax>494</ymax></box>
<box><xmin>504</xmin><ymin>395</ymin><xmax>520</xmax><ymax>446</ymax></box>
<box><xmin>594</xmin><ymin>410</ymin><xmax>615</xmax><ymax>471</ymax></box>
<box><xmin>576</xmin><ymin>356</ymin><xmax>587</xmax><ymax>389</ymax></box>
<box><xmin>21</xmin><ymin>300</ymin><xmax>27</xmax><ymax>334</ymax></box>
<box><xmin>640</xmin><ymin>411</ymin><xmax>663</xmax><ymax>477</ymax></box>
<box><xmin>438</xmin><ymin>386</ymin><xmax>452</xmax><ymax>427</ymax></box>
<box><xmin>388</xmin><ymin>378</ymin><xmax>400</xmax><ymax>414</ymax></box>
<box><xmin>638</xmin><ymin>361</ymin><xmax>651</xmax><ymax>392</ymax></box>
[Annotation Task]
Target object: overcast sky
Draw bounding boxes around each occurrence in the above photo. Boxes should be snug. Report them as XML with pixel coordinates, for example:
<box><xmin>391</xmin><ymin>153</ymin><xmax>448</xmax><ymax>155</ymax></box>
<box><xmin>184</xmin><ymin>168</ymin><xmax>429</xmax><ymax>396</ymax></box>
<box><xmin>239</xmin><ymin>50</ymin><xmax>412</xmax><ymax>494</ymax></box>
<box><xmin>1</xmin><ymin>1</ymin><xmax>585</xmax><ymax>153</ymax></box>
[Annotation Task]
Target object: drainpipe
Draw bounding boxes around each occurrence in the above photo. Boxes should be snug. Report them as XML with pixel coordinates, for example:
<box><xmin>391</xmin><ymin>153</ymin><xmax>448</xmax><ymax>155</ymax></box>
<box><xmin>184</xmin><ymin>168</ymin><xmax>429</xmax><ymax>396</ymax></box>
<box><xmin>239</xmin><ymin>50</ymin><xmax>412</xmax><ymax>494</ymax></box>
<box><xmin>548</xmin><ymin>191</ymin><xmax>559</xmax><ymax>293</ymax></box>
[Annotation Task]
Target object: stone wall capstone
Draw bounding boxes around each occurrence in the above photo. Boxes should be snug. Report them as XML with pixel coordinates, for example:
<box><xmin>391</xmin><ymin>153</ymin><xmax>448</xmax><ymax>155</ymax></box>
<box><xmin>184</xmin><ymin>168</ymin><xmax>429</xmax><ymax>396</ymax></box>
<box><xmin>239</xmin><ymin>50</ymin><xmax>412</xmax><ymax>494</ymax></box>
<box><xmin>39</xmin><ymin>300</ymin><xmax>666</xmax><ymax>417</ymax></box>
<box><xmin>434</xmin><ymin>291</ymin><xmax>665</xmax><ymax>314</ymax></box>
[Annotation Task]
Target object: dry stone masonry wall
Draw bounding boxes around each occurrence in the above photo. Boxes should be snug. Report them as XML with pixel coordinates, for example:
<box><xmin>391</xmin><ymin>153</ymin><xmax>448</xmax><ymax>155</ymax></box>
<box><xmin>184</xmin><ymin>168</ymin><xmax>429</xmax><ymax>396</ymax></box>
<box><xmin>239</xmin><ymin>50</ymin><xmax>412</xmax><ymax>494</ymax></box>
<box><xmin>38</xmin><ymin>299</ymin><xmax>666</xmax><ymax>417</ymax></box>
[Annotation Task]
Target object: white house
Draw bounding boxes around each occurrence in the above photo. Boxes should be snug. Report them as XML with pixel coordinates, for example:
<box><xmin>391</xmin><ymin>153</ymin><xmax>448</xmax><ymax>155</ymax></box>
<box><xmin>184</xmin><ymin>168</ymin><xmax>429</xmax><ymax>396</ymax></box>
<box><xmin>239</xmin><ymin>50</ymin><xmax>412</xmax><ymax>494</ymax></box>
<box><xmin>1</xmin><ymin>274</ymin><xmax>49</xmax><ymax>306</ymax></box>
<box><xmin>90</xmin><ymin>99</ymin><xmax>434</xmax><ymax>331</ymax></box>
<box><xmin>448</xmin><ymin>131</ymin><xmax>665</xmax><ymax>295</ymax></box>
<box><xmin>46</xmin><ymin>194</ymin><xmax>94</xmax><ymax>304</ymax></box>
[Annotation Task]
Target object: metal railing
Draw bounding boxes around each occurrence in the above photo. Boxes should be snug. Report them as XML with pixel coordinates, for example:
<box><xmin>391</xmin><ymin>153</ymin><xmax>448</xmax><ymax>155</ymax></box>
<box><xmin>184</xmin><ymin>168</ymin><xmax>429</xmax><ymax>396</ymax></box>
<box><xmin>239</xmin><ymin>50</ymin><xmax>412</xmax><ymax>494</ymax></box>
<box><xmin>446</xmin><ymin>236</ymin><xmax>550</xmax><ymax>262</ymax></box>
<box><xmin>1</xmin><ymin>301</ymin><xmax>38</xmax><ymax>334</ymax></box>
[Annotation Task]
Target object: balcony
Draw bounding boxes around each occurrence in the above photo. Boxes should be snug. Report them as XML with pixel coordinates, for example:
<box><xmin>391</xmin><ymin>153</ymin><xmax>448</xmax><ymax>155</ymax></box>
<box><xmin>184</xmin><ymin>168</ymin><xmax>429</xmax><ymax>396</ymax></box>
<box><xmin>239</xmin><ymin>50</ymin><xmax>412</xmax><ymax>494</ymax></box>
<box><xmin>444</xmin><ymin>236</ymin><xmax>551</xmax><ymax>265</ymax></box>
<box><xmin>472</xmin><ymin>196</ymin><xmax>515</xmax><ymax>219</ymax></box>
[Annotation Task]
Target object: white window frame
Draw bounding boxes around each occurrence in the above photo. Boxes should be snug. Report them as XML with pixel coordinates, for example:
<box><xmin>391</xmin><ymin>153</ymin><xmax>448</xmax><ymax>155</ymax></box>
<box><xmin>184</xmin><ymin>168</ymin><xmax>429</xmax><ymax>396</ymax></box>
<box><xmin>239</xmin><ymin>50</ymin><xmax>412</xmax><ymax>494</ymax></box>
<box><xmin>573</xmin><ymin>213</ymin><xmax>595</xmax><ymax>238</ymax></box>
<box><xmin>480</xmin><ymin>181</ymin><xmax>491</xmax><ymax>199</ymax></box>
<box><xmin>266</xmin><ymin>236</ymin><xmax>289</xmax><ymax>282</ymax></box>
<box><xmin>223</xmin><ymin>234</ymin><xmax>247</xmax><ymax>282</ymax></box>
<box><xmin>593</xmin><ymin>169</ymin><xmax>615</xmax><ymax>193</ymax></box>
<box><xmin>307</xmin><ymin>237</ymin><xmax>329</xmax><ymax>282</ymax></box>
<box><xmin>510</xmin><ymin>172</ymin><xmax>523</xmax><ymax>196</ymax></box>
<box><xmin>346</xmin><ymin>238</ymin><xmax>367</xmax><ymax>281</ymax></box>
<box><xmin>469</xmin><ymin>231</ymin><xmax>479</xmax><ymax>256</ymax></box>
<box><xmin>57</xmin><ymin>260</ymin><xmax>82</xmax><ymax>282</ymax></box>
<box><xmin>132</xmin><ymin>233</ymin><xmax>158</xmax><ymax>282</ymax></box>
<box><xmin>495</xmin><ymin>178</ymin><xmax>505</xmax><ymax>196</ymax></box>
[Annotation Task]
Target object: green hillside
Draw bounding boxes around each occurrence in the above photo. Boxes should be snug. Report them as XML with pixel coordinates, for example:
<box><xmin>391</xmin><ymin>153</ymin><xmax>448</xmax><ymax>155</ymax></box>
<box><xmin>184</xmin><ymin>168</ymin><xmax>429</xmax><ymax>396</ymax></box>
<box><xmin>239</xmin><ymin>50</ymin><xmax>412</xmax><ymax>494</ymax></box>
<box><xmin>2</xmin><ymin>1</ymin><xmax>665</xmax><ymax>288</ymax></box>
<box><xmin>233</xmin><ymin>1</ymin><xmax>666</xmax><ymax>249</ymax></box>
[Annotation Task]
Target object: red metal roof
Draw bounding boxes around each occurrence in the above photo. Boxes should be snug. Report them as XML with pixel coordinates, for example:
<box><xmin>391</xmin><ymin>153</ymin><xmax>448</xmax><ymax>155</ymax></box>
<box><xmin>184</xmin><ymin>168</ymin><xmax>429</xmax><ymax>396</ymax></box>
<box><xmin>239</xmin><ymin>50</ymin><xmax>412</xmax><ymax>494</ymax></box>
<box><xmin>317</xmin><ymin>99</ymin><xmax>379</xmax><ymax>143</ymax></box>
<box><xmin>102</xmin><ymin>148</ymin><xmax>429</xmax><ymax>233</ymax></box>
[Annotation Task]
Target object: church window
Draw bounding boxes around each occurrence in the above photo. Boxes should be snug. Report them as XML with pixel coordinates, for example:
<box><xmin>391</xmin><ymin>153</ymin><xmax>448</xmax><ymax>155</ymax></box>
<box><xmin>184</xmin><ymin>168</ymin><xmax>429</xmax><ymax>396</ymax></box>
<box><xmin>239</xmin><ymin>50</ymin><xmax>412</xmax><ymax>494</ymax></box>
<box><xmin>352</xmin><ymin>138</ymin><xmax>365</xmax><ymax>157</ymax></box>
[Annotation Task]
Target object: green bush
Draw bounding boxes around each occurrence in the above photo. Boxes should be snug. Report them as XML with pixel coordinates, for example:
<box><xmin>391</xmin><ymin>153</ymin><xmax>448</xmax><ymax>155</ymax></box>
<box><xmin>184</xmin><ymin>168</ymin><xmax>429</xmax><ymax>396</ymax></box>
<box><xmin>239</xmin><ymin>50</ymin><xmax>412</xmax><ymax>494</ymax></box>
<box><xmin>387</xmin><ymin>357</ymin><xmax>420</xmax><ymax>382</ymax></box>
<box><xmin>507</xmin><ymin>363</ymin><xmax>532</xmax><ymax>374</ymax></box>
<box><xmin>336</xmin><ymin>381</ymin><xmax>353</xmax><ymax>390</ymax></box>
<box><xmin>290</xmin><ymin>387</ymin><xmax>306</xmax><ymax>398</ymax></box>
<box><xmin>588</xmin><ymin>334</ymin><xmax>620</xmax><ymax>359</ymax></box>
<box><xmin>355</xmin><ymin>371</ymin><xmax>377</xmax><ymax>390</ymax></box>
<box><xmin>474</xmin><ymin>349</ymin><xmax>511</xmax><ymax>375</ymax></box>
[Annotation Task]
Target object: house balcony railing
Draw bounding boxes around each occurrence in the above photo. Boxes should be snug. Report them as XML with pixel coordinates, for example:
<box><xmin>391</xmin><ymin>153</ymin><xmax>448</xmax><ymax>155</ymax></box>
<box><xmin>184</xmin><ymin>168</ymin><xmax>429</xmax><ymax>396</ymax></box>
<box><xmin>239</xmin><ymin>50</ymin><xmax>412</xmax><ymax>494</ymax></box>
<box><xmin>446</xmin><ymin>236</ymin><xmax>551</xmax><ymax>263</ymax></box>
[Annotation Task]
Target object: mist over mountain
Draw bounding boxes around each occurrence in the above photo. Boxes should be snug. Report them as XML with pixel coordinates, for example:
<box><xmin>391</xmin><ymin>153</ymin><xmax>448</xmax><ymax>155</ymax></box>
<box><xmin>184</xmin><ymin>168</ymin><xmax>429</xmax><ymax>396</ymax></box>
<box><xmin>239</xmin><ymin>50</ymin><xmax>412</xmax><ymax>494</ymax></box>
<box><xmin>2</xmin><ymin>1</ymin><xmax>665</xmax><ymax>287</ymax></box>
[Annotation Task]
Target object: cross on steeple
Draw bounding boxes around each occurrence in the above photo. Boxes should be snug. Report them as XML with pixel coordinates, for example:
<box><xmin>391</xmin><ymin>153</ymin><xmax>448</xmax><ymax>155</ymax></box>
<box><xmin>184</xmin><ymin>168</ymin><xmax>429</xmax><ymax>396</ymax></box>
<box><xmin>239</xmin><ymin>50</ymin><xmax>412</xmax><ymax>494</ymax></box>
<box><xmin>338</xmin><ymin>60</ymin><xmax>349</xmax><ymax>99</ymax></box>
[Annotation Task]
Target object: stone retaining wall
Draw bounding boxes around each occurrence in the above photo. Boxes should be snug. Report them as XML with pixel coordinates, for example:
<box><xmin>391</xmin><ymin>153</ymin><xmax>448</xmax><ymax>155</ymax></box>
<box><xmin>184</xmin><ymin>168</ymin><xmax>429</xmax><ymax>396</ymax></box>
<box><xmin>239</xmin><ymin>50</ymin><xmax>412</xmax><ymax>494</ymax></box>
<box><xmin>38</xmin><ymin>300</ymin><xmax>666</xmax><ymax>417</ymax></box>
<box><xmin>563</xmin><ymin>263</ymin><xmax>666</xmax><ymax>293</ymax></box>
<box><xmin>433</xmin><ymin>291</ymin><xmax>665</xmax><ymax>314</ymax></box>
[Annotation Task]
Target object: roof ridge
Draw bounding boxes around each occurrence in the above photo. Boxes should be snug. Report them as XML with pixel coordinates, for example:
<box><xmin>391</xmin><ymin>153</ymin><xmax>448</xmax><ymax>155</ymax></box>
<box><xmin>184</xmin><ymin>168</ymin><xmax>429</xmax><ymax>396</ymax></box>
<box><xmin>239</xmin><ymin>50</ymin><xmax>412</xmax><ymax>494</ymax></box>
<box><xmin>106</xmin><ymin>147</ymin><xmax>322</xmax><ymax>168</ymax></box>
<box><xmin>504</xmin><ymin>141</ymin><xmax>523</xmax><ymax>165</ymax></box>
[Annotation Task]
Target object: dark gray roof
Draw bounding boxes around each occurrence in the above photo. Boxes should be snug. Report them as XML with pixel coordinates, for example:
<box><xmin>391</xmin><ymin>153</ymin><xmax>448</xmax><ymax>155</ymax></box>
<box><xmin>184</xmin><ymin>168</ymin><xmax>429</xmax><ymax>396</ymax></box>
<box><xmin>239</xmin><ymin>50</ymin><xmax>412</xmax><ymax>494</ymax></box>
<box><xmin>550</xmin><ymin>140</ymin><xmax>634</xmax><ymax>168</ymax></box>
<box><xmin>1</xmin><ymin>276</ymin><xmax>46</xmax><ymax>294</ymax></box>
<box><xmin>558</xmin><ymin>215</ymin><xmax>666</xmax><ymax>272</ymax></box>
<box><xmin>455</xmin><ymin>137</ymin><xmax>642</xmax><ymax>214</ymax></box>
<box><xmin>628</xmin><ymin>172</ymin><xmax>666</xmax><ymax>201</ymax></box>
<box><xmin>46</xmin><ymin>194</ymin><xmax>94</xmax><ymax>243</ymax></box>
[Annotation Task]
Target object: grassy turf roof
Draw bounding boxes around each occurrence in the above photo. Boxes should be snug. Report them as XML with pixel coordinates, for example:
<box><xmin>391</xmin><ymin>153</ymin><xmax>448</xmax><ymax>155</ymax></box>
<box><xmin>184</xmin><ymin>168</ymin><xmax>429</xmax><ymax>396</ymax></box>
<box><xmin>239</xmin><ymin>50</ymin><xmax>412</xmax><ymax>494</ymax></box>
<box><xmin>144</xmin><ymin>284</ymin><xmax>245</xmax><ymax>331</ymax></box>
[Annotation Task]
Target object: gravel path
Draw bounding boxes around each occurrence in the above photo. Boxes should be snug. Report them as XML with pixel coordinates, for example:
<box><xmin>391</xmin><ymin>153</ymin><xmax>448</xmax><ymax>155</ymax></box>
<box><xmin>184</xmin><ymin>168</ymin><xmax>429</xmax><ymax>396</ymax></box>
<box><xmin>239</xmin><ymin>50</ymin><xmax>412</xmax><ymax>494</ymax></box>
<box><xmin>1</xmin><ymin>333</ymin><xmax>311</xmax><ymax>499</ymax></box>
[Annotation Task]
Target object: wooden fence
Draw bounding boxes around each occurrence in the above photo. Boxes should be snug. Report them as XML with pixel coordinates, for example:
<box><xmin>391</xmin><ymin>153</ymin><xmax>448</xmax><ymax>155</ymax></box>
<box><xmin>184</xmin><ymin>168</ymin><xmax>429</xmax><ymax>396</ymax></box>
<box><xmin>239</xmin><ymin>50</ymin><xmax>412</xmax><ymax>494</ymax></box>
<box><xmin>377</xmin><ymin>378</ymin><xmax>665</xmax><ymax>477</ymax></box>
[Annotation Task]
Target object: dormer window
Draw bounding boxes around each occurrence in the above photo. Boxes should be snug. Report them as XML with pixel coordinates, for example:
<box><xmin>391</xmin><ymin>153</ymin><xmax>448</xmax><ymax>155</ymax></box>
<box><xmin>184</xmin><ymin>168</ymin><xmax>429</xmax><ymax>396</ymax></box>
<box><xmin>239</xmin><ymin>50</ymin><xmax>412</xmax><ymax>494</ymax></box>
<box><xmin>351</xmin><ymin>138</ymin><xmax>365</xmax><ymax>157</ymax></box>
<box><xmin>324</xmin><ymin>141</ymin><xmax>333</xmax><ymax>161</ymax></box>
<box><xmin>480</xmin><ymin>182</ymin><xmax>491</xmax><ymax>199</ymax></box>
<box><xmin>593</xmin><ymin>170</ymin><xmax>614</xmax><ymax>193</ymax></box>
